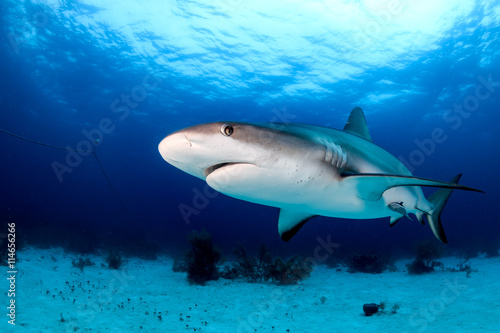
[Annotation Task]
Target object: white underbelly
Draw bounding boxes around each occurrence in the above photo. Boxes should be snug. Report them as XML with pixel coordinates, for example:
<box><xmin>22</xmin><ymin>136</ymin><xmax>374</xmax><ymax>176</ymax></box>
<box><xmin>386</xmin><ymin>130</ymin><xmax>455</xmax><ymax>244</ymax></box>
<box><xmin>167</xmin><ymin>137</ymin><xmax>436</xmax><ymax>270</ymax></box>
<box><xmin>206</xmin><ymin>162</ymin><xmax>417</xmax><ymax>220</ymax></box>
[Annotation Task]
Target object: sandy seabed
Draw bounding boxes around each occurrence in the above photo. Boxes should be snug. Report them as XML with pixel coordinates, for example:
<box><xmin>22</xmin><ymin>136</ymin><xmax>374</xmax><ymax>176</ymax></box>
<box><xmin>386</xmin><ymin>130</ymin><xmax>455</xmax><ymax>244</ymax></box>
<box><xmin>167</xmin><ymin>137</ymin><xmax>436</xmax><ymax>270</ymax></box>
<box><xmin>1</xmin><ymin>247</ymin><xmax>499</xmax><ymax>333</ymax></box>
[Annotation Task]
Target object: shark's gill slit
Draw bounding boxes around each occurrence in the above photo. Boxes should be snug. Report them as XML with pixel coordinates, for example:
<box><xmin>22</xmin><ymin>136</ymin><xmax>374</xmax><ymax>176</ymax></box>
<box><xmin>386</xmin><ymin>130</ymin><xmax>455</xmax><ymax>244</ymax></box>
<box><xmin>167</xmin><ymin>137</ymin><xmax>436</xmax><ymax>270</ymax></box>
<box><xmin>324</xmin><ymin>143</ymin><xmax>347</xmax><ymax>169</ymax></box>
<box><xmin>323</xmin><ymin>145</ymin><xmax>333</xmax><ymax>165</ymax></box>
<box><xmin>338</xmin><ymin>146</ymin><xmax>347</xmax><ymax>169</ymax></box>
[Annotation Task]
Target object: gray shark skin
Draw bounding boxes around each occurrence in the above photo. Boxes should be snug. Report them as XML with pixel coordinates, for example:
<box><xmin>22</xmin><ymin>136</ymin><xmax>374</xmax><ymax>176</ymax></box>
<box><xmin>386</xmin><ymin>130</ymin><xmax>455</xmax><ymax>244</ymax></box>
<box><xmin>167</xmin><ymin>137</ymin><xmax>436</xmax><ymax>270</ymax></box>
<box><xmin>158</xmin><ymin>107</ymin><xmax>483</xmax><ymax>243</ymax></box>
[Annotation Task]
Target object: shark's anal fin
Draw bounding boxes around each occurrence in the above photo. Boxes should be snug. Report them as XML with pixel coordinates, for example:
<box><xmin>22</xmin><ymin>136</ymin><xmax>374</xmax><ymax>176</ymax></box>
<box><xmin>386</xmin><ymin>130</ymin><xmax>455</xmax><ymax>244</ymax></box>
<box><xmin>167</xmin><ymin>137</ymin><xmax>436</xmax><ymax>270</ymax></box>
<box><xmin>343</xmin><ymin>107</ymin><xmax>372</xmax><ymax>142</ymax></box>
<box><xmin>415</xmin><ymin>210</ymin><xmax>426</xmax><ymax>225</ymax></box>
<box><xmin>341</xmin><ymin>173</ymin><xmax>484</xmax><ymax>201</ymax></box>
<box><xmin>278</xmin><ymin>210</ymin><xmax>317</xmax><ymax>242</ymax></box>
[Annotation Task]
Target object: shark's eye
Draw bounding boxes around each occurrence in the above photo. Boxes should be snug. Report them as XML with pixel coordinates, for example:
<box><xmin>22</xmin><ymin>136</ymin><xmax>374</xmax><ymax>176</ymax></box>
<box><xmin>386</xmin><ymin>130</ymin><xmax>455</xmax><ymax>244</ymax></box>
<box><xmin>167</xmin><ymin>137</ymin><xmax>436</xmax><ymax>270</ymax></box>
<box><xmin>221</xmin><ymin>123</ymin><xmax>234</xmax><ymax>136</ymax></box>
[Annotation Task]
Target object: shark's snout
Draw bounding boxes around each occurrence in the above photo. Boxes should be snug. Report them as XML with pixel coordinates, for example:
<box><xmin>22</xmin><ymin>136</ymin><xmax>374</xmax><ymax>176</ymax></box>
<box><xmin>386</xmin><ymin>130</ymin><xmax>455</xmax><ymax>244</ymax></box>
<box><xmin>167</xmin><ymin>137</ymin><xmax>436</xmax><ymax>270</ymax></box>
<box><xmin>158</xmin><ymin>131</ymin><xmax>210</xmax><ymax>179</ymax></box>
<box><xmin>158</xmin><ymin>132</ymin><xmax>192</xmax><ymax>164</ymax></box>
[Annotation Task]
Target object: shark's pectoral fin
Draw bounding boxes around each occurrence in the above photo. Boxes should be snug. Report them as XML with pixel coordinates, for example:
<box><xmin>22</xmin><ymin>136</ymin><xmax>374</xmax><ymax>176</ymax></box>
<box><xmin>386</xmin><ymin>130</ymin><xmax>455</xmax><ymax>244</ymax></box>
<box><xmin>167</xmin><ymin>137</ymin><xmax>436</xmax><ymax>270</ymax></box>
<box><xmin>278</xmin><ymin>210</ymin><xmax>317</xmax><ymax>242</ymax></box>
<box><xmin>341</xmin><ymin>173</ymin><xmax>484</xmax><ymax>201</ymax></box>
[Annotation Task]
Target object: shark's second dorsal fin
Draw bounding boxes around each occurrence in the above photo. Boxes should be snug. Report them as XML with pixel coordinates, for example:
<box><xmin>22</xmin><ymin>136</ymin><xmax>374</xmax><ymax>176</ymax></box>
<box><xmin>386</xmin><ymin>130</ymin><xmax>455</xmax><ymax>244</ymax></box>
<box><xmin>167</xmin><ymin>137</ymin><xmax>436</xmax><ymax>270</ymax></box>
<box><xmin>343</xmin><ymin>107</ymin><xmax>372</xmax><ymax>142</ymax></box>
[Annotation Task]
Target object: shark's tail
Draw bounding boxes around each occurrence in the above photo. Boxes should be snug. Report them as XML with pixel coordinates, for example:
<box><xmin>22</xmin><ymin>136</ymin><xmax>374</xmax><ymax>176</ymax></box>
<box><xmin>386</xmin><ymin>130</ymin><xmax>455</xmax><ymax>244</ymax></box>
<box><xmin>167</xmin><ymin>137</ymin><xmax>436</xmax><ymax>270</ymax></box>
<box><xmin>424</xmin><ymin>174</ymin><xmax>463</xmax><ymax>244</ymax></box>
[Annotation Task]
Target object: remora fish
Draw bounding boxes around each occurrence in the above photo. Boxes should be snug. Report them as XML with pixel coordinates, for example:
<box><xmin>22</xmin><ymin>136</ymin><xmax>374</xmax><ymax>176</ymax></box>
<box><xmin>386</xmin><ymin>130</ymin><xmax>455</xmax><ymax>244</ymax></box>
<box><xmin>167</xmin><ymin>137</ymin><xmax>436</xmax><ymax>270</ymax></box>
<box><xmin>158</xmin><ymin>107</ymin><xmax>483</xmax><ymax>243</ymax></box>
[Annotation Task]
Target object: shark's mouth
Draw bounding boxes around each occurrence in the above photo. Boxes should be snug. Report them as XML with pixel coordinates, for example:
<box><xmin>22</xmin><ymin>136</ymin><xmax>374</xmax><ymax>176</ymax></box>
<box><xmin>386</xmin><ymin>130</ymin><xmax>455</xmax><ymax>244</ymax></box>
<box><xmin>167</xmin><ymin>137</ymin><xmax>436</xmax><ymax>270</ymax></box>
<box><xmin>204</xmin><ymin>162</ymin><xmax>252</xmax><ymax>177</ymax></box>
<box><xmin>204</xmin><ymin>162</ymin><xmax>236</xmax><ymax>177</ymax></box>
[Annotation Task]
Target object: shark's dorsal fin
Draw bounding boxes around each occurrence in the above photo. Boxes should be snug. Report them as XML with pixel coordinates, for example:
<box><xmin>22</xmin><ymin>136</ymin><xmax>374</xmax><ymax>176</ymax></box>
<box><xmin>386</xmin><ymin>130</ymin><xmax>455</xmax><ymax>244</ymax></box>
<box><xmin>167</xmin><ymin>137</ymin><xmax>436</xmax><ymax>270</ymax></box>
<box><xmin>278</xmin><ymin>210</ymin><xmax>317</xmax><ymax>242</ymax></box>
<box><xmin>343</xmin><ymin>107</ymin><xmax>372</xmax><ymax>142</ymax></box>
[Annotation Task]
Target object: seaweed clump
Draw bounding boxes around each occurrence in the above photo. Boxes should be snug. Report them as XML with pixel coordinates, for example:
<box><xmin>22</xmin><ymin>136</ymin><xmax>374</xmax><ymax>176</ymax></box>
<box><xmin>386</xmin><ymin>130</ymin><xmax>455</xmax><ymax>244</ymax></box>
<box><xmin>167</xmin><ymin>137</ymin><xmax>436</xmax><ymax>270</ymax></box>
<box><xmin>106</xmin><ymin>250</ymin><xmax>123</xmax><ymax>269</ymax></box>
<box><xmin>407</xmin><ymin>239</ymin><xmax>445</xmax><ymax>275</ymax></box>
<box><xmin>349</xmin><ymin>254</ymin><xmax>387</xmax><ymax>274</ymax></box>
<box><xmin>185</xmin><ymin>231</ymin><xmax>221</xmax><ymax>285</ymax></box>
<box><xmin>446</xmin><ymin>258</ymin><xmax>477</xmax><ymax>278</ymax></box>
<box><xmin>72</xmin><ymin>257</ymin><xmax>95</xmax><ymax>272</ymax></box>
<box><xmin>227</xmin><ymin>244</ymin><xmax>313</xmax><ymax>284</ymax></box>
<box><xmin>407</xmin><ymin>259</ymin><xmax>443</xmax><ymax>275</ymax></box>
<box><xmin>173</xmin><ymin>233</ymin><xmax>313</xmax><ymax>285</ymax></box>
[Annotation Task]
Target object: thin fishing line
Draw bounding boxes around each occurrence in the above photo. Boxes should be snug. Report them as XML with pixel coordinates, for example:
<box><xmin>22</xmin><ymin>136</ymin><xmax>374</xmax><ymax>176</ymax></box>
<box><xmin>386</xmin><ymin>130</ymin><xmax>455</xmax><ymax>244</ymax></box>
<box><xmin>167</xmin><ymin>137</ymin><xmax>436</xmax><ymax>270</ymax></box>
<box><xmin>91</xmin><ymin>145</ymin><xmax>131</xmax><ymax>217</ymax></box>
<box><xmin>0</xmin><ymin>128</ymin><xmax>130</xmax><ymax>217</ymax></box>
<box><xmin>0</xmin><ymin>128</ymin><xmax>90</xmax><ymax>153</ymax></box>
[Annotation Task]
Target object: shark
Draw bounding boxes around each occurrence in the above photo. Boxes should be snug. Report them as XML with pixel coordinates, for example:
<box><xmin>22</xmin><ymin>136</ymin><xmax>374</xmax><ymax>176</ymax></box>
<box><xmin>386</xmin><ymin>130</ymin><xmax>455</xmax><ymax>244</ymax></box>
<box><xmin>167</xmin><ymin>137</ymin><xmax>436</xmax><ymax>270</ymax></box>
<box><xmin>158</xmin><ymin>107</ymin><xmax>483</xmax><ymax>243</ymax></box>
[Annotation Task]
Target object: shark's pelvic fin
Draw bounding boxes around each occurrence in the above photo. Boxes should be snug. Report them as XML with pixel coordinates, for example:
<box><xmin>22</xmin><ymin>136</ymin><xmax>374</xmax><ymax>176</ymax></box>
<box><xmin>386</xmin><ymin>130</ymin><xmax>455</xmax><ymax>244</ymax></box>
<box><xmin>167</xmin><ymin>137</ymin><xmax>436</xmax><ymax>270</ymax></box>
<box><xmin>389</xmin><ymin>215</ymin><xmax>402</xmax><ymax>227</ymax></box>
<box><xmin>343</xmin><ymin>107</ymin><xmax>372</xmax><ymax>142</ymax></box>
<box><xmin>423</xmin><ymin>174</ymin><xmax>464</xmax><ymax>244</ymax></box>
<box><xmin>341</xmin><ymin>173</ymin><xmax>484</xmax><ymax>201</ymax></box>
<box><xmin>278</xmin><ymin>210</ymin><xmax>317</xmax><ymax>242</ymax></box>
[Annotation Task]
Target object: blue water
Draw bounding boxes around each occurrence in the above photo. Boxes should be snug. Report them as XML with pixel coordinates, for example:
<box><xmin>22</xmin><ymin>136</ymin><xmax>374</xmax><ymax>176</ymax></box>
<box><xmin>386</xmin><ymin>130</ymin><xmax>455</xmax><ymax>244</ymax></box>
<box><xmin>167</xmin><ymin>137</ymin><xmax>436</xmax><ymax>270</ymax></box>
<box><xmin>1</xmin><ymin>1</ymin><xmax>499</xmax><ymax>258</ymax></box>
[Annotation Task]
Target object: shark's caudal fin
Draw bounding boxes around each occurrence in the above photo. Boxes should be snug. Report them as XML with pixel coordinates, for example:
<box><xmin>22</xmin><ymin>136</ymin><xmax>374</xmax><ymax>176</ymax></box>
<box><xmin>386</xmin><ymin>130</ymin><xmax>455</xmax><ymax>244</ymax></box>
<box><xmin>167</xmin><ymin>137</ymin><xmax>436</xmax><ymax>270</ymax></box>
<box><xmin>423</xmin><ymin>174</ymin><xmax>463</xmax><ymax>244</ymax></box>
